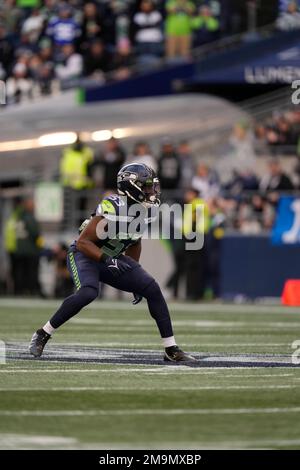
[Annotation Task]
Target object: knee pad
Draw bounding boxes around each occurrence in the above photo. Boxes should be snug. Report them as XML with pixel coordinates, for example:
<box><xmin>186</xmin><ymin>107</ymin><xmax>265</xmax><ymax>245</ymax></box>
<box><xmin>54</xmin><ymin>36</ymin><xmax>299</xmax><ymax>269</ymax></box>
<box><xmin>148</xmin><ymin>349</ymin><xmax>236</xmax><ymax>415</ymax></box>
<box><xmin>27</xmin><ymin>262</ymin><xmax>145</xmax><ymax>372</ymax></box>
<box><xmin>77</xmin><ymin>286</ymin><xmax>99</xmax><ymax>305</ymax></box>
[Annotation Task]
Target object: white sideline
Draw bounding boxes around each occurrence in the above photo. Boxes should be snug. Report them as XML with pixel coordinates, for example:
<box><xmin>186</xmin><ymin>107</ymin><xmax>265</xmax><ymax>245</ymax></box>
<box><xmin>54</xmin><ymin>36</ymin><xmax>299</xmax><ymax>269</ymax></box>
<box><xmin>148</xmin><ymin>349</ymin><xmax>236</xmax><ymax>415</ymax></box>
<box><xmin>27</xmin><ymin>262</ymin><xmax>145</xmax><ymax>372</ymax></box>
<box><xmin>0</xmin><ymin>368</ymin><xmax>295</xmax><ymax>374</ymax></box>
<box><xmin>0</xmin><ymin>385</ymin><xmax>295</xmax><ymax>391</ymax></box>
<box><xmin>2</xmin><ymin>407</ymin><xmax>300</xmax><ymax>417</ymax></box>
<box><xmin>63</xmin><ymin>342</ymin><xmax>291</xmax><ymax>347</ymax></box>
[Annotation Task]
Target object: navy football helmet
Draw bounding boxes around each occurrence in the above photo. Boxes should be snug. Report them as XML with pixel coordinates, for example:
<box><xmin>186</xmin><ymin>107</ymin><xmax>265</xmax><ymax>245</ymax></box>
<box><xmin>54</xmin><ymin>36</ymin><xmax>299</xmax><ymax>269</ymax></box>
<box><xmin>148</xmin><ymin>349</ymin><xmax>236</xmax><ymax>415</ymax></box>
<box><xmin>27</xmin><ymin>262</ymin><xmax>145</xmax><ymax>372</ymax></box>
<box><xmin>117</xmin><ymin>163</ymin><xmax>161</xmax><ymax>207</ymax></box>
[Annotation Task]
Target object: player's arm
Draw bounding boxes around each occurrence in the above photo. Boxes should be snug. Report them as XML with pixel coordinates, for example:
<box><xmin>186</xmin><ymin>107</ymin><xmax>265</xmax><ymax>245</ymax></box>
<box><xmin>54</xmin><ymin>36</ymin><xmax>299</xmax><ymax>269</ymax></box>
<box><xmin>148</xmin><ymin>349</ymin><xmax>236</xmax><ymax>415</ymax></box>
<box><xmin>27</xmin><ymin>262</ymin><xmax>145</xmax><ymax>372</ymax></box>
<box><xmin>76</xmin><ymin>216</ymin><xmax>132</xmax><ymax>277</ymax></box>
<box><xmin>76</xmin><ymin>215</ymin><xmax>106</xmax><ymax>261</ymax></box>
<box><xmin>125</xmin><ymin>239</ymin><xmax>142</xmax><ymax>262</ymax></box>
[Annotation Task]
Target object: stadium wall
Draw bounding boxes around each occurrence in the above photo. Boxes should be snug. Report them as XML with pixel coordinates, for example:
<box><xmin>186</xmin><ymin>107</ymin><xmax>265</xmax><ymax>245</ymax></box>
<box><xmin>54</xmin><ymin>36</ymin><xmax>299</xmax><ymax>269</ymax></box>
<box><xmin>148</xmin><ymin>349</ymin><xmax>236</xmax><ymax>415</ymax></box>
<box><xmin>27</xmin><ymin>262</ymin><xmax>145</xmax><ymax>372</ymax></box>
<box><xmin>220</xmin><ymin>235</ymin><xmax>300</xmax><ymax>299</ymax></box>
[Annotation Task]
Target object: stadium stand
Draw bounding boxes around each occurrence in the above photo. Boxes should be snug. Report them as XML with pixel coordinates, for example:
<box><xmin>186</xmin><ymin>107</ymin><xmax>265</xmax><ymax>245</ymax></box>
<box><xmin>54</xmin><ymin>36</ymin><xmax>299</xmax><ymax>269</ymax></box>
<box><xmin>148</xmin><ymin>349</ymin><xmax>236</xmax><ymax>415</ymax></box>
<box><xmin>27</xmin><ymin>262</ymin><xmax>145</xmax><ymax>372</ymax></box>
<box><xmin>1</xmin><ymin>1</ymin><xmax>300</xmax><ymax>299</ymax></box>
<box><xmin>0</xmin><ymin>0</ymin><xmax>281</xmax><ymax>105</ymax></box>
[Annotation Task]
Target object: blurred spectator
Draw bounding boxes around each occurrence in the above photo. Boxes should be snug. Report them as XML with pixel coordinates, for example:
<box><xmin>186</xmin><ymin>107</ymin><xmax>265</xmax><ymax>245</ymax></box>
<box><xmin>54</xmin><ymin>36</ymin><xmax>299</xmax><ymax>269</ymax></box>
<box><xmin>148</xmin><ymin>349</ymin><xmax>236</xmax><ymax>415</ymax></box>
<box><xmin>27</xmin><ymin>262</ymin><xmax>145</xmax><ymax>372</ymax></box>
<box><xmin>260</xmin><ymin>158</ymin><xmax>294</xmax><ymax>192</ymax></box>
<box><xmin>132</xmin><ymin>0</ymin><xmax>163</xmax><ymax>58</ymax></box>
<box><xmin>0</xmin><ymin>22</ymin><xmax>14</xmax><ymax>80</ymax></box>
<box><xmin>177</xmin><ymin>140</ymin><xmax>195</xmax><ymax>190</ymax></box>
<box><xmin>165</xmin><ymin>228</ymin><xmax>185</xmax><ymax>299</ymax></box>
<box><xmin>251</xmin><ymin>194</ymin><xmax>275</xmax><ymax>230</ymax></box>
<box><xmin>216</xmin><ymin>122</ymin><xmax>256</xmax><ymax>186</ymax></box>
<box><xmin>109</xmin><ymin>41</ymin><xmax>134</xmax><ymax>80</ymax></box>
<box><xmin>103</xmin><ymin>0</ymin><xmax>131</xmax><ymax>48</ymax></box>
<box><xmin>226</xmin><ymin>169</ymin><xmax>259</xmax><ymax>196</ymax></box>
<box><xmin>60</xmin><ymin>134</ymin><xmax>95</xmax><ymax>224</ymax></box>
<box><xmin>191</xmin><ymin>162</ymin><xmax>220</xmax><ymax>200</ymax></box>
<box><xmin>0</xmin><ymin>1</ymin><xmax>22</xmax><ymax>35</ymax></box>
<box><xmin>183</xmin><ymin>188</ymin><xmax>209</xmax><ymax>300</ymax></box>
<box><xmin>46</xmin><ymin>2</ymin><xmax>81</xmax><ymax>47</ymax></box>
<box><xmin>52</xmin><ymin>242</ymin><xmax>74</xmax><ymax>298</ymax></box>
<box><xmin>192</xmin><ymin>4</ymin><xmax>220</xmax><ymax>47</ymax></box>
<box><xmin>4</xmin><ymin>197</ymin><xmax>42</xmax><ymax>296</ymax></box>
<box><xmin>60</xmin><ymin>134</ymin><xmax>94</xmax><ymax>191</ymax></box>
<box><xmin>34</xmin><ymin>37</ymin><xmax>55</xmax><ymax>94</ymax></box>
<box><xmin>80</xmin><ymin>2</ymin><xmax>104</xmax><ymax>50</ymax></box>
<box><xmin>206</xmin><ymin>197</ymin><xmax>225</xmax><ymax>298</ymax></box>
<box><xmin>4</xmin><ymin>197</ymin><xmax>21</xmax><ymax>295</ymax></box>
<box><xmin>128</xmin><ymin>141</ymin><xmax>157</xmax><ymax>170</ymax></box>
<box><xmin>236</xmin><ymin>200</ymin><xmax>262</xmax><ymax>234</ymax></box>
<box><xmin>165</xmin><ymin>0</ymin><xmax>195</xmax><ymax>59</ymax></box>
<box><xmin>276</xmin><ymin>1</ymin><xmax>300</xmax><ymax>31</ymax></box>
<box><xmin>21</xmin><ymin>7</ymin><xmax>44</xmax><ymax>44</ymax></box>
<box><xmin>157</xmin><ymin>138</ymin><xmax>181</xmax><ymax>190</ymax></box>
<box><xmin>100</xmin><ymin>137</ymin><xmax>126</xmax><ymax>190</ymax></box>
<box><xmin>255</xmin><ymin>109</ymin><xmax>300</xmax><ymax>155</ymax></box>
<box><xmin>83</xmin><ymin>39</ymin><xmax>110</xmax><ymax>80</ymax></box>
<box><xmin>55</xmin><ymin>43</ymin><xmax>83</xmax><ymax>85</ymax></box>
<box><xmin>6</xmin><ymin>56</ymin><xmax>33</xmax><ymax>104</ymax></box>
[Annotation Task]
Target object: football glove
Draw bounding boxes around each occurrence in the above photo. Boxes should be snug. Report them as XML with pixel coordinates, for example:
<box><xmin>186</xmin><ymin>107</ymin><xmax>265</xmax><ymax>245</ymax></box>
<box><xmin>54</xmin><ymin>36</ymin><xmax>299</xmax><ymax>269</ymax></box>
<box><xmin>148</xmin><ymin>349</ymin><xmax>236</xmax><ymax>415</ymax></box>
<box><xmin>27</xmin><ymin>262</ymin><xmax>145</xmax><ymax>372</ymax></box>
<box><xmin>132</xmin><ymin>293</ymin><xmax>143</xmax><ymax>305</ymax></box>
<box><xmin>102</xmin><ymin>255</ymin><xmax>131</xmax><ymax>277</ymax></box>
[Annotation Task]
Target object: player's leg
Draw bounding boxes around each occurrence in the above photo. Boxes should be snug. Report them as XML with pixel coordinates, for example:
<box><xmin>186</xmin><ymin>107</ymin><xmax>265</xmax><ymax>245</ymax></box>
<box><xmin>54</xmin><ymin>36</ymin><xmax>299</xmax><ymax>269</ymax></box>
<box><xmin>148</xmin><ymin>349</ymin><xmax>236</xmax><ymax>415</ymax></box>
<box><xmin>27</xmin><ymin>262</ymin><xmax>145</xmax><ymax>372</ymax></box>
<box><xmin>29</xmin><ymin>250</ymin><xmax>99</xmax><ymax>357</ymax></box>
<box><xmin>98</xmin><ymin>255</ymin><xmax>195</xmax><ymax>362</ymax></box>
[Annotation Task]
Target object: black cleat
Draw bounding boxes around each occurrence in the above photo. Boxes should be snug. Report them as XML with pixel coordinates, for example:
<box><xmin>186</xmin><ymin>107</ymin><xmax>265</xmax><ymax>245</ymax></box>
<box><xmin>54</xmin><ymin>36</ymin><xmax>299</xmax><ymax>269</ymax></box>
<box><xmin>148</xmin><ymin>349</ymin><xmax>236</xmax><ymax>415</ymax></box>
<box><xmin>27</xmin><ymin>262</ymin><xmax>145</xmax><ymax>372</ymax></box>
<box><xmin>29</xmin><ymin>329</ymin><xmax>51</xmax><ymax>357</ymax></box>
<box><xmin>164</xmin><ymin>345</ymin><xmax>196</xmax><ymax>363</ymax></box>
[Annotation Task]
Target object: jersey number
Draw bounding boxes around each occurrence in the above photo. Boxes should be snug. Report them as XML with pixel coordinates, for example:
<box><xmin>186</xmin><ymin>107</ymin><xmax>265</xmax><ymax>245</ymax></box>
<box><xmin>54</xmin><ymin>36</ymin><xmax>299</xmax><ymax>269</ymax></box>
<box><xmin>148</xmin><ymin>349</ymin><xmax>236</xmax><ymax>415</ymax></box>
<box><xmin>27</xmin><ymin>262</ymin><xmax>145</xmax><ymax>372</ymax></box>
<box><xmin>103</xmin><ymin>238</ymin><xmax>126</xmax><ymax>257</ymax></box>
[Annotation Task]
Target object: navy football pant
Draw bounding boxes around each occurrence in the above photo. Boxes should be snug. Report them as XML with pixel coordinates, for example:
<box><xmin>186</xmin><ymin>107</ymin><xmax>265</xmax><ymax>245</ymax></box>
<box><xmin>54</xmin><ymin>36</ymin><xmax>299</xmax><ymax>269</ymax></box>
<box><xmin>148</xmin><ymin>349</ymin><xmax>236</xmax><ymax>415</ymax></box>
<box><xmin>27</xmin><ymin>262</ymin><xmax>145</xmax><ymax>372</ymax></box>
<box><xmin>49</xmin><ymin>250</ymin><xmax>174</xmax><ymax>339</ymax></box>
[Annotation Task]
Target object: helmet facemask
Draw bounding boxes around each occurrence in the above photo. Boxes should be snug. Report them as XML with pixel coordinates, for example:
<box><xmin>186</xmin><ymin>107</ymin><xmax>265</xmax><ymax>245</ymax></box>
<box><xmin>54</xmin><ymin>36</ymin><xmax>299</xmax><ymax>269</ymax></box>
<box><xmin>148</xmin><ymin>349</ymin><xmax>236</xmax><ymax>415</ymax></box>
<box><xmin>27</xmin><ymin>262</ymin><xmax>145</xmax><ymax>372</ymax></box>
<box><xmin>117</xmin><ymin>169</ymin><xmax>161</xmax><ymax>208</ymax></box>
<box><xmin>139</xmin><ymin>177</ymin><xmax>161</xmax><ymax>208</ymax></box>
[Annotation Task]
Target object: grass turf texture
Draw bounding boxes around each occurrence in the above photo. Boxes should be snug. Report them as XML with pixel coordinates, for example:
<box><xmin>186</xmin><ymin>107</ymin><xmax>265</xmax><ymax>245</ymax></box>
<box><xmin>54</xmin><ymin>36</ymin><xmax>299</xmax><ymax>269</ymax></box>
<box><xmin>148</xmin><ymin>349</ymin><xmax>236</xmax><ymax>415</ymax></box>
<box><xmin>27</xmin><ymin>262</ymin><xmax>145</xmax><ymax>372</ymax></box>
<box><xmin>1</xmin><ymin>299</ymin><xmax>300</xmax><ymax>449</ymax></box>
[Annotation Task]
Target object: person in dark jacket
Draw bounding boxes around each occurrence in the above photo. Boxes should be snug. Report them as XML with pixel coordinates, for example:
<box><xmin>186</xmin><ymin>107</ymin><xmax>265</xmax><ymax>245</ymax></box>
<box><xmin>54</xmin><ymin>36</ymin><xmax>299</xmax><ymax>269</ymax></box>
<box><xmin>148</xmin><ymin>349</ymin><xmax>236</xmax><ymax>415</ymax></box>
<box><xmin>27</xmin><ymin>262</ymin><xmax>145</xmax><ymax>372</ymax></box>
<box><xmin>83</xmin><ymin>39</ymin><xmax>111</xmax><ymax>79</ymax></box>
<box><xmin>12</xmin><ymin>197</ymin><xmax>43</xmax><ymax>296</ymax></box>
<box><xmin>260</xmin><ymin>158</ymin><xmax>294</xmax><ymax>192</ymax></box>
<box><xmin>100</xmin><ymin>137</ymin><xmax>126</xmax><ymax>190</ymax></box>
<box><xmin>80</xmin><ymin>2</ymin><xmax>104</xmax><ymax>49</ymax></box>
<box><xmin>157</xmin><ymin>138</ymin><xmax>181</xmax><ymax>192</ymax></box>
<box><xmin>0</xmin><ymin>23</ymin><xmax>15</xmax><ymax>79</ymax></box>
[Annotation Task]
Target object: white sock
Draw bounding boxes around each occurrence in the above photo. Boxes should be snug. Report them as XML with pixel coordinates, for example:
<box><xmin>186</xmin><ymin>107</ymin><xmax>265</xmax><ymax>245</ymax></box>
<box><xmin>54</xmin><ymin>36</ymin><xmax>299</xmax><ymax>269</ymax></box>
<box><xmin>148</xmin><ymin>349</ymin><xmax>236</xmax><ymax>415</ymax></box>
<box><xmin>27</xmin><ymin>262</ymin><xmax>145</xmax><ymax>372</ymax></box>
<box><xmin>162</xmin><ymin>336</ymin><xmax>176</xmax><ymax>348</ymax></box>
<box><xmin>43</xmin><ymin>321</ymin><xmax>56</xmax><ymax>335</ymax></box>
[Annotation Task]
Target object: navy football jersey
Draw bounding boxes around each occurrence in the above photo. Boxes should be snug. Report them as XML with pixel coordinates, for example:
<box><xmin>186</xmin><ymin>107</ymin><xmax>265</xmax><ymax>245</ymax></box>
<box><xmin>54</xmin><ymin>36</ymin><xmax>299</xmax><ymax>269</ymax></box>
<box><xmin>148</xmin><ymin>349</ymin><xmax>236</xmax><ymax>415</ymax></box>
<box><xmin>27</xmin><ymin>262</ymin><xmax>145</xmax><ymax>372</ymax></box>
<box><xmin>78</xmin><ymin>195</ymin><xmax>157</xmax><ymax>257</ymax></box>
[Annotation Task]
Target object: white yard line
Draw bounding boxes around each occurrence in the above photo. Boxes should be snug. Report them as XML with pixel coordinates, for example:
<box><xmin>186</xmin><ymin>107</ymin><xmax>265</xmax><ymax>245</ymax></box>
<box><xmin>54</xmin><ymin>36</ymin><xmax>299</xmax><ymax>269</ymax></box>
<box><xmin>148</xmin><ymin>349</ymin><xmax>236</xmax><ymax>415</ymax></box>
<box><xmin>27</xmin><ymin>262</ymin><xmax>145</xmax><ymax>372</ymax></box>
<box><xmin>0</xmin><ymin>368</ymin><xmax>175</xmax><ymax>374</ymax></box>
<box><xmin>0</xmin><ymin>367</ymin><xmax>199</xmax><ymax>373</ymax></box>
<box><xmin>56</xmin><ymin>342</ymin><xmax>290</xmax><ymax>348</ymax></box>
<box><xmin>70</xmin><ymin>318</ymin><xmax>300</xmax><ymax>328</ymax></box>
<box><xmin>2</xmin><ymin>407</ymin><xmax>300</xmax><ymax>417</ymax></box>
<box><xmin>1</xmin><ymin>298</ymin><xmax>300</xmax><ymax>314</ymax></box>
<box><xmin>80</xmin><ymin>438</ymin><xmax>300</xmax><ymax>450</ymax></box>
<box><xmin>0</xmin><ymin>385</ymin><xmax>295</xmax><ymax>391</ymax></box>
<box><xmin>0</xmin><ymin>434</ymin><xmax>77</xmax><ymax>448</ymax></box>
<box><xmin>1</xmin><ymin>435</ymin><xmax>300</xmax><ymax>450</ymax></box>
<box><xmin>0</xmin><ymin>367</ymin><xmax>296</xmax><ymax>373</ymax></box>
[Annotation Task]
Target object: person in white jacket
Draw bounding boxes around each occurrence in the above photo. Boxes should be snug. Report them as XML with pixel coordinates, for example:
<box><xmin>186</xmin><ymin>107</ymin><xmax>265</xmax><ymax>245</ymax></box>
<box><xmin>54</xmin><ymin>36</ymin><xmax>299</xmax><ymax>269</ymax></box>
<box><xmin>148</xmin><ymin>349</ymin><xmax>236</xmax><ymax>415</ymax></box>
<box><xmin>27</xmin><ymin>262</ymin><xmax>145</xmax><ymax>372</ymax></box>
<box><xmin>276</xmin><ymin>1</ymin><xmax>300</xmax><ymax>31</ymax></box>
<box><xmin>55</xmin><ymin>44</ymin><xmax>83</xmax><ymax>82</ymax></box>
<box><xmin>127</xmin><ymin>141</ymin><xmax>157</xmax><ymax>171</ymax></box>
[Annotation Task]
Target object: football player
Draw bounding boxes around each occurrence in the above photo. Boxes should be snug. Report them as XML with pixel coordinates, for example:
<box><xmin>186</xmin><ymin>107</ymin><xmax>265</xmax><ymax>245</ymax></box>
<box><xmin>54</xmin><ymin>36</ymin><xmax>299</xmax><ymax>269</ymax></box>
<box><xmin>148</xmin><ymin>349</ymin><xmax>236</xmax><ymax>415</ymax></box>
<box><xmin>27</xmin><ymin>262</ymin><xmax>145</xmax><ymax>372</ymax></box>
<box><xmin>29</xmin><ymin>163</ymin><xmax>195</xmax><ymax>362</ymax></box>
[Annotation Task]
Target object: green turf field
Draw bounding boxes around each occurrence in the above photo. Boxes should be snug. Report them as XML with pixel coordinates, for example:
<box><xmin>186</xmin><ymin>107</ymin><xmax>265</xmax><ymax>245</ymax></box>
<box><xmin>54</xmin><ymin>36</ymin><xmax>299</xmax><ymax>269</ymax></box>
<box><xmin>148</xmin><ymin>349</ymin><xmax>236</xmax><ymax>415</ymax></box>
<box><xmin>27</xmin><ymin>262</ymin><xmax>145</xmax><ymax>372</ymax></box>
<box><xmin>1</xmin><ymin>299</ymin><xmax>300</xmax><ymax>450</ymax></box>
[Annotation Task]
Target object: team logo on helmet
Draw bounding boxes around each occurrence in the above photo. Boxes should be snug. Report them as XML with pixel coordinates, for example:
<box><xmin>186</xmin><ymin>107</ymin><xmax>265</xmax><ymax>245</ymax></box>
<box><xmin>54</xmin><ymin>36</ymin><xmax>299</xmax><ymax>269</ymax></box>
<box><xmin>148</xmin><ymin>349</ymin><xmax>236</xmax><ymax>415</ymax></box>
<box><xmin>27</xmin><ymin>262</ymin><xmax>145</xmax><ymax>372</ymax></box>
<box><xmin>117</xmin><ymin>163</ymin><xmax>161</xmax><ymax>208</ymax></box>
